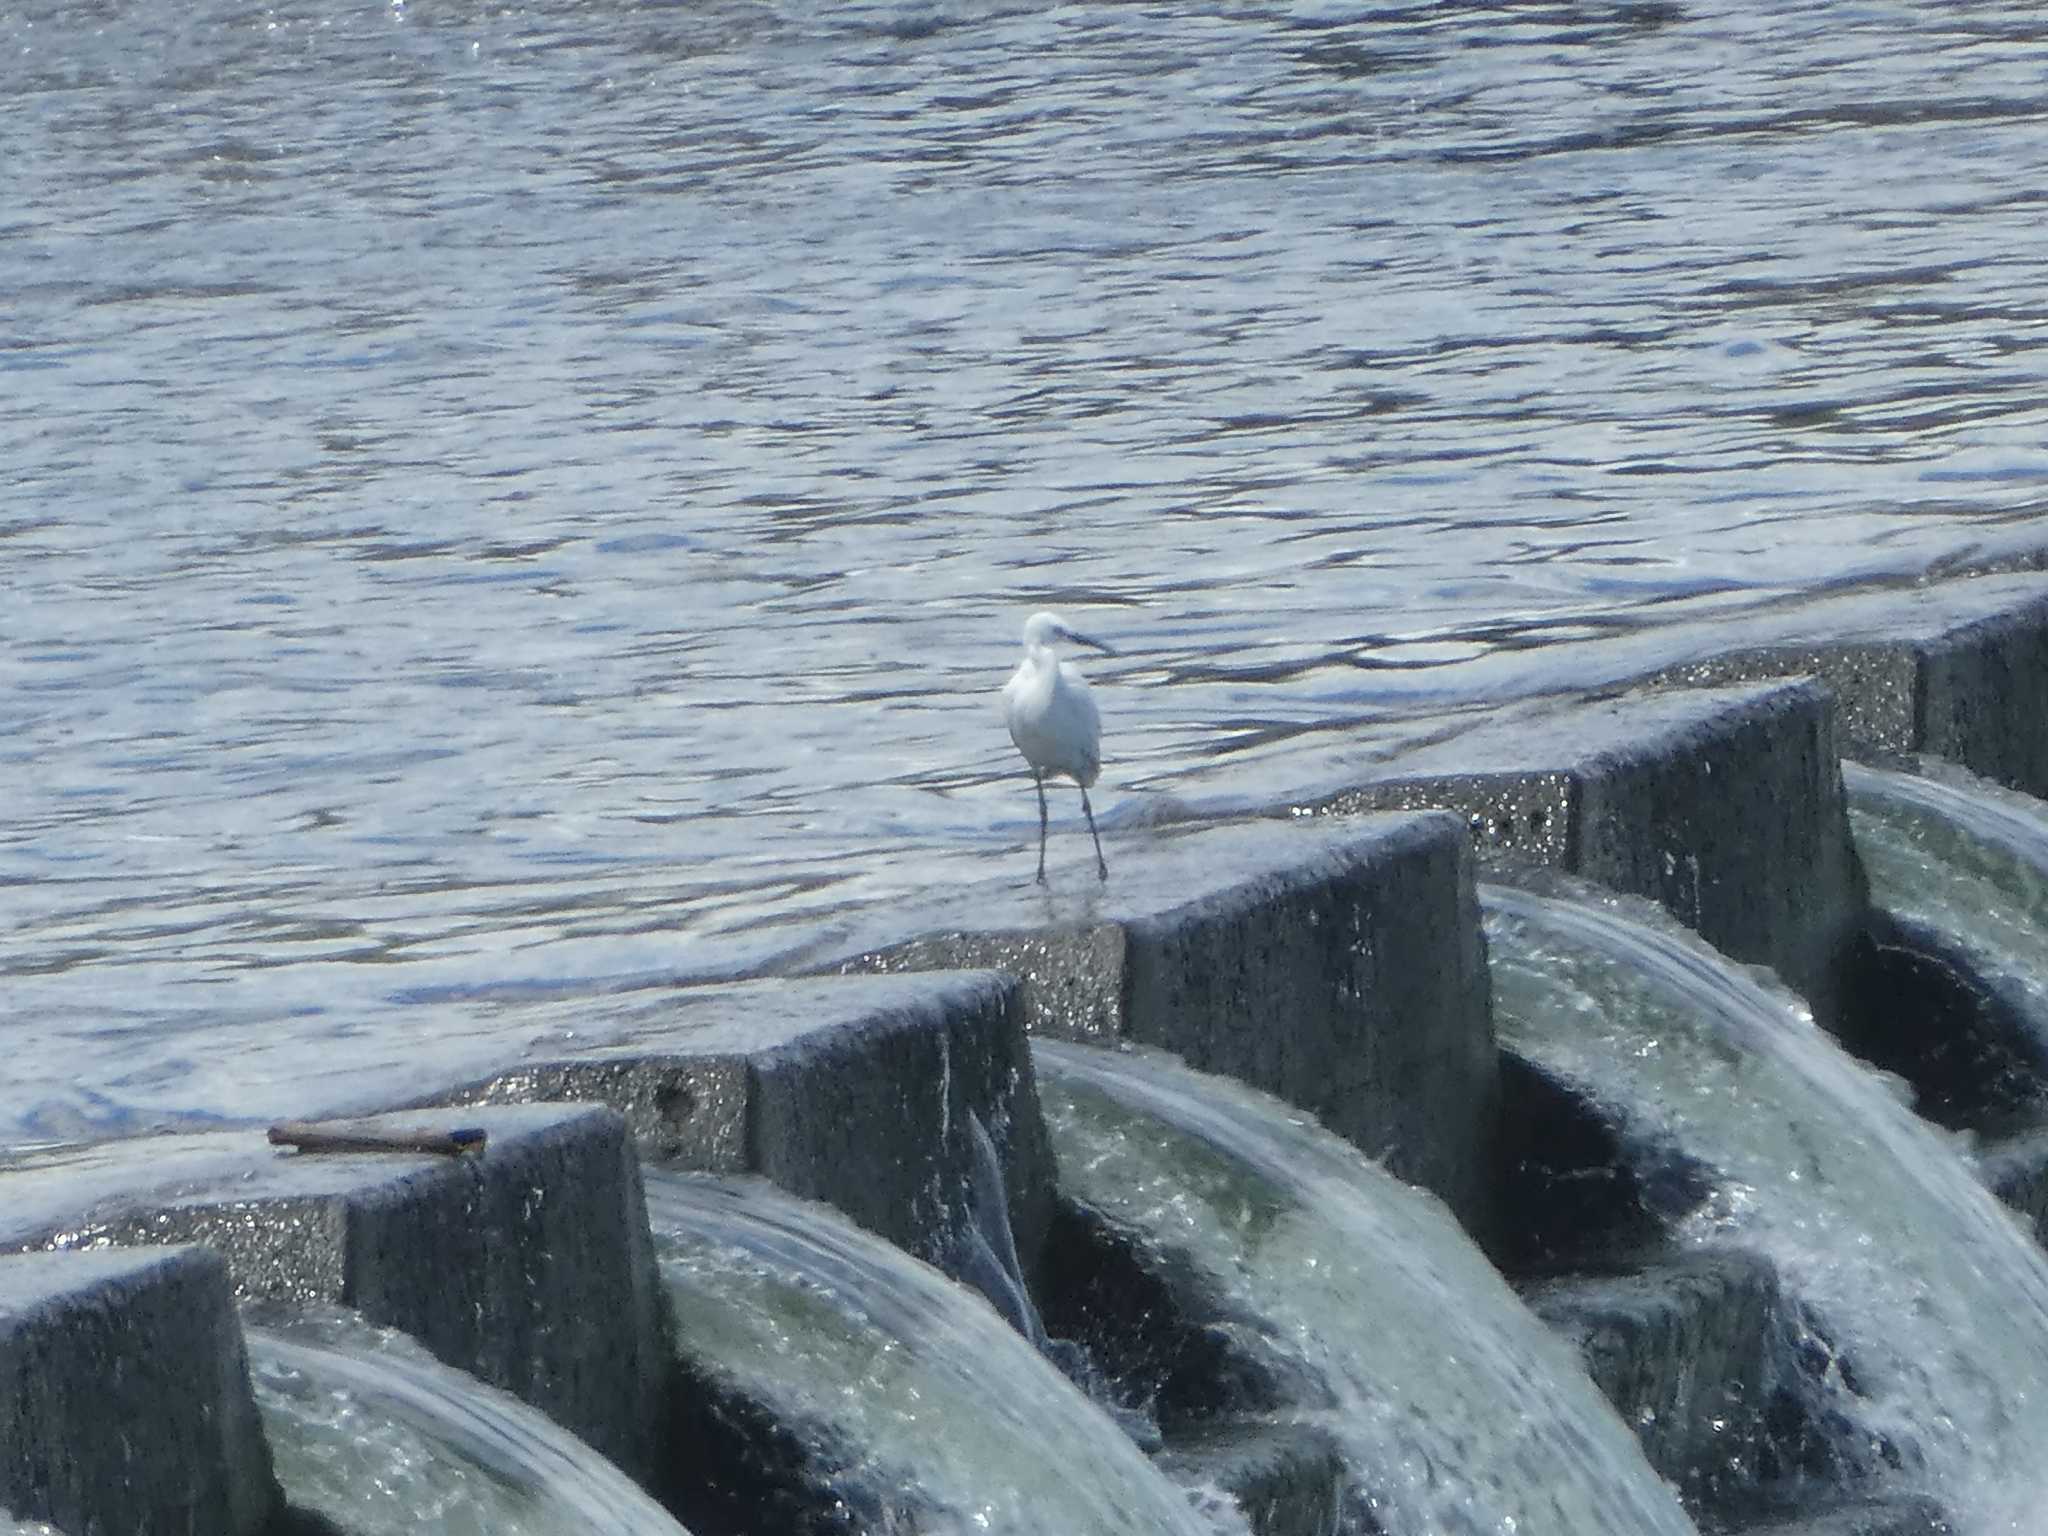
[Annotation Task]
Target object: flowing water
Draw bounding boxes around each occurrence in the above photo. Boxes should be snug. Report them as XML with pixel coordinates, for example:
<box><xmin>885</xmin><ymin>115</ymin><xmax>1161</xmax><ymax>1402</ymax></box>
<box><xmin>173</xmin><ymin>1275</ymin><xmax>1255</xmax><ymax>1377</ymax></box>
<box><xmin>1484</xmin><ymin>883</ymin><xmax>2048</xmax><ymax>1533</ymax></box>
<box><xmin>642</xmin><ymin>1169</ymin><xmax>1231</xmax><ymax>1536</ymax></box>
<box><xmin>1847</xmin><ymin>759</ymin><xmax>2048</xmax><ymax>1013</ymax></box>
<box><xmin>246</xmin><ymin>1311</ymin><xmax>689</xmax><ymax>1536</ymax></box>
<box><xmin>7</xmin><ymin>0</ymin><xmax>2048</xmax><ymax>1142</ymax></box>
<box><xmin>1034</xmin><ymin>1038</ymin><xmax>1699</xmax><ymax>1536</ymax></box>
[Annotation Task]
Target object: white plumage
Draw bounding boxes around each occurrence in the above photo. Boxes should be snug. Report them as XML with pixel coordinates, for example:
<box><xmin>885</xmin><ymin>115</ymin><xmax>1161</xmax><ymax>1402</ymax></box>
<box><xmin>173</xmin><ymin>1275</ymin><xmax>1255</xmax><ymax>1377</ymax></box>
<box><xmin>1002</xmin><ymin>610</ymin><xmax>1112</xmax><ymax>883</ymax></box>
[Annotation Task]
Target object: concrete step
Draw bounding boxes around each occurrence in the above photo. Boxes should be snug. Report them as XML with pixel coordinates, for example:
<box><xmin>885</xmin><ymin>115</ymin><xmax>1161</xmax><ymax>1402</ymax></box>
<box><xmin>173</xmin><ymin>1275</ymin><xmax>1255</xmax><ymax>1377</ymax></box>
<box><xmin>0</xmin><ymin>1104</ymin><xmax>665</xmax><ymax>1486</ymax></box>
<box><xmin>1644</xmin><ymin>570</ymin><xmax>2048</xmax><ymax>799</ymax></box>
<box><xmin>1528</xmin><ymin>1250</ymin><xmax>1925</xmax><ymax>1528</ymax></box>
<box><xmin>1528</xmin><ymin>1251</ymin><xmax>1790</xmax><ymax>1506</ymax></box>
<box><xmin>1156</xmin><ymin>1423</ymin><xmax>1348</xmax><ymax>1536</ymax></box>
<box><xmin>406</xmin><ymin>969</ymin><xmax>1058</xmax><ymax>1281</ymax></box>
<box><xmin>833</xmin><ymin>813</ymin><xmax>1499</xmax><ymax>1234</ymax></box>
<box><xmin>0</xmin><ymin>1246</ymin><xmax>276</xmax><ymax>1536</ymax></box>
<box><xmin>1288</xmin><ymin>677</ymin><xmax>1865</xmax><ymax>1025</ymax></box>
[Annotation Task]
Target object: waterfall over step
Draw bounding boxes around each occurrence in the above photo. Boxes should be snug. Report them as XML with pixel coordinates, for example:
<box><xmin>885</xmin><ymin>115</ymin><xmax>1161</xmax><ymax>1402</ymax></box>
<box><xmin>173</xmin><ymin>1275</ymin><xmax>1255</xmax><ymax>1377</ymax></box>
<box><xmin>643</xmin><ymin>1169</ymin><xmax>1233</xmax><ymax>1536</ymax></box>
<box><xmin>248</xmin><ymin>1310</ymin><xmax>689</xmax><ymax>1536</ymax></box>
<box><xmin>1034</xmin><ymin>1038</ymin><xmax>1699</xmax><ymax>1536</ymax></box>
<box><xmin>1847</xmin><ymin>759</ymin><xmax>2048</xmax><ymax>1056</ymax></box>
<box><xmin>1485</xmin><ymin>884</ymin><xmax>2048</xmax><ymax>1534</ymax></box>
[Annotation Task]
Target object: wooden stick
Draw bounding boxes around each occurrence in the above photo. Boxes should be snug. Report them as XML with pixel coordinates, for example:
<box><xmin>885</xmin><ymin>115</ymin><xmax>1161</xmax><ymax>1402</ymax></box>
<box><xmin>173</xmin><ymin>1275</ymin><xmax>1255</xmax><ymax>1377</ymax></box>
<box><xmin>267</xmin><ymin>1121</ymin><xmax>487</xmax><ymax>1157</ymax></box>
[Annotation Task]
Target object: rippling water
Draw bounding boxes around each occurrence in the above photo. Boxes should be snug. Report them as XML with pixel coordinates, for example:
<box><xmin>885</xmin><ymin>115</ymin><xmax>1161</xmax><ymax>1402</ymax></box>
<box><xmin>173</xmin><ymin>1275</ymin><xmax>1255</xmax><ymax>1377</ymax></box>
<box><xmin>5</xmin><ymin>0</ymin><xmax>2048</xmax><ymax>1140</ymax></box>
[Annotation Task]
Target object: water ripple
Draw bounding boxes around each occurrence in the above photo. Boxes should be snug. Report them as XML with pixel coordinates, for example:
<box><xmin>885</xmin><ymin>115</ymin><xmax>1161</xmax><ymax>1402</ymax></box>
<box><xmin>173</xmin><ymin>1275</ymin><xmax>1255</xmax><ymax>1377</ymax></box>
<box><xmin>4</xmin><ymin>0</ymin><xmax>2048</xmax><ymax>1135</ymax></box>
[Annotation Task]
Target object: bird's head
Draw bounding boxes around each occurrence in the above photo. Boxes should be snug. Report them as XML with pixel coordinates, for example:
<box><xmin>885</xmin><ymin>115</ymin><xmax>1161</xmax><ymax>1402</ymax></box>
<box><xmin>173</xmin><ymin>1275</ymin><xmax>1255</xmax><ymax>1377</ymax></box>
<box><xmin>1022</xmin><ymin>610</ymin><xmax>1115</xmax><ymax>656</ymax></box>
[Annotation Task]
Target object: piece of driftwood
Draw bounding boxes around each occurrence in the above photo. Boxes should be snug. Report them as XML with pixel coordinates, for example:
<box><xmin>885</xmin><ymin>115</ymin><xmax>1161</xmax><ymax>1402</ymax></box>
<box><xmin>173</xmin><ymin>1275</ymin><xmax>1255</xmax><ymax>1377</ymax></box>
<box><xmin>267</xmin><ymin>1121</ymin><xmax>488</xmax><ymax>1157</ymax></box>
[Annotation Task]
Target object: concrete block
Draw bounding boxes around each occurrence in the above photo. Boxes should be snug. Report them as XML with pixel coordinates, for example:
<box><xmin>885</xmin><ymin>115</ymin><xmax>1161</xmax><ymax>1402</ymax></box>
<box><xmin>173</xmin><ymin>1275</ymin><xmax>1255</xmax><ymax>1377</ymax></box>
<box><xmin>836</xmin><ymin>815</ymin><xmax>1498</xmax><ymax>1233</ymax></box>
<box><xmin>1490</xmin><ymin>1047</ymin><xmax>1717</xmax><ymax>1277</ymax></box>
<box><xmin>0</xmin><ymin>1246</ymin><xmax>276</xmax><ymax>1535</ymax></box>
<box><xmin>1156</xmin><ymin>1424</ymin><xmax>1346</xmax><ymax>1536</ymax></box>
<box><xmin>0</xmin><ymin>1105</ymin><xmax>666</xmax><ymax>1487</ymax></box>
<box><xmin>1527</xmin><ymin>1245</ymin><xmax>1908</xmax><ymax>1524</ymax></box>
<box><xmin>1295</xmin><ymin>679</ymin><xmax>1866</xmax><ymax>1019</ymax></box>
<box><xmin>1651</xmin><ymin>572</ymin><xmax>2048</xmax><ymax>795</ymax></box>
<box><xmin>1526</xmin><ymin>1250</ymin><xmax>1783</xmax><ymax>1499</ymax></box>
<box><xmin>415</xmin><ymin>972</ymin><xmax>1055</xmax><ymax>1282</ymax></box>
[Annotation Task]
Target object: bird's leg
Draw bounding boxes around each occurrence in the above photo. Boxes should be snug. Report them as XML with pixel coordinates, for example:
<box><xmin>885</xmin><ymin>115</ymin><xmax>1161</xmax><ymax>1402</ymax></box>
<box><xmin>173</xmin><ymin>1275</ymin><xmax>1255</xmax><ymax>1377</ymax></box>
<box><xmin>1080</xmin><ymin>785</ymin><xmax>1107</xmax><ymax>882</ymax></box>
<box><xmin>1034</xmin><ymin>771</ymin><xmax>1049</xmax><ymax>885</ymax></box>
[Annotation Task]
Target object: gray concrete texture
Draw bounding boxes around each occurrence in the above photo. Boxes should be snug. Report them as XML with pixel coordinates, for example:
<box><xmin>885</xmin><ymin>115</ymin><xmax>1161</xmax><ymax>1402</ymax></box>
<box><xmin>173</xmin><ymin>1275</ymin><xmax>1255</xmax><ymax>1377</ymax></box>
<box><xmin>1526</xmin><ymin>1250</ymin><xmax>1784</xmax><ymax>1501</ymax></box>
<box><xmin>0</xmin><ymin>1105</ymin><xmax>666</xmax><ymax>1486</ymax></box>
<box><xmin>1294</xmin><ymin>679</ymin><xmax>1867</xmax><ymax>1021</ymax></box>
<box><xmin>0</xmin><ymin>1246</ymin><xmax>275</xmax><ymax>1536</ymax></box>
<box><xmin>1647</xmin><ymin>572</ymin><xmax>2048</xmax><ymax>795</ymax></box>
<box><xmin>414</xmin><ymin>971</ymin><xmax>1055</xmax><ymax>1279</ymax></box>
<box><xmin>836</xmin><ymin>813</ymin><xmax>1499</xmax><ymax>1233</ymax></box>
<box><xmin>1194</xmin><ymin>574</ymin><xmax>2048</xmax><ymax>1026</ymax></box>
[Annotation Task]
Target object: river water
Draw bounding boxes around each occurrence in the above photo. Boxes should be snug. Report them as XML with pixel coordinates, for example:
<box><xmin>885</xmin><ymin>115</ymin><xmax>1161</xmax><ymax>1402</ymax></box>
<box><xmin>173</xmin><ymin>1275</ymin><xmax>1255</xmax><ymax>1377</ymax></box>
<box><xmin>5</xmin><ymin>0</ymin><xmax>2048</xmax><ymax>1142</ymax></box>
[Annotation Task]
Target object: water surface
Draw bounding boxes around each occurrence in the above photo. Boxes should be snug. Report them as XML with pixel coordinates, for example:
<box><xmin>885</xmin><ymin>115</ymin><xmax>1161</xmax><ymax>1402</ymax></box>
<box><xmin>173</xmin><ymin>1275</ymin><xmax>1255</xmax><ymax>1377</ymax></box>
<box><xmin>6</xmin><ymin>0</ymin><xmax>2048</xmax><ymax>1135</ymax></box>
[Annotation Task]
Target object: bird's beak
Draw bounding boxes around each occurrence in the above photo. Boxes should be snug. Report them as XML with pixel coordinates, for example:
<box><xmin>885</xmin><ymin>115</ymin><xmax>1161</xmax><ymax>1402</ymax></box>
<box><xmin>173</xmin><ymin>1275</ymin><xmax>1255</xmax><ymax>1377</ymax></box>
<box><xmin>1063</xmin><ymin>627</ymin><xmax>1116</xmax><ymax>657</ymax></box>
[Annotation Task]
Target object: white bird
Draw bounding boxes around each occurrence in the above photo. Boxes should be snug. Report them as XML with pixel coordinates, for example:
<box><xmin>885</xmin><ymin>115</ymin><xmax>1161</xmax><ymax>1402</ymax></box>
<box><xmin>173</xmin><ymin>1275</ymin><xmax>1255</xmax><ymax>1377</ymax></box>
<box><xmin>1002</xmin><ymin>610</ymin><xmax>1114</xmax><ymax>884</ymax></box>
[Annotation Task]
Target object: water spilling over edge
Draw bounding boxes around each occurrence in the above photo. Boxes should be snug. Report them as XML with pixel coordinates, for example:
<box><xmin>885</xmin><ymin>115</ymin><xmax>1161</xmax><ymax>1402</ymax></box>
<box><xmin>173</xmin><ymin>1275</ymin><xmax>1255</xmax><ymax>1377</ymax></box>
<box><xmin>644</xmin><ymin>1168</ymin><xmax>1232</xmax><ymax>1536</ymax></box>
<box><xmin>247</xmin><ymin>1311</ymin><xmax>688</xmax><ymax>1536</ymax></box>
<box><xmin>1036</xmin><ymin>1037</ymin><xmax>1699</xmax><ymax>1536</ymax></box>
<box><xmin>1484</xmin><ymin>883</ymin><xmax>2048</xmax><ymax>1534</ymax></box>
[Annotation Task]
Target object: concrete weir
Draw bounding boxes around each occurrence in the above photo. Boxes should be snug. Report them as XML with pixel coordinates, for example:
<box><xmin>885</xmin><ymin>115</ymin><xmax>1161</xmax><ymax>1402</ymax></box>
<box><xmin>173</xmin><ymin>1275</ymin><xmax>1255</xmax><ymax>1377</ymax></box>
<box><xmin>11</xmin><ymin>570</ymin><xmax>2048</xmax><ymax>1532</ymax></box>
<box><xmin>411</xmin><ymin>970</ymin><xmax>1056</xmax><ymax>1276</ymax></box>
<box><xmin>1649</xmin><ymin>571</ymin><xmax>2048</xmax><ymax>796</ymax></box>
<box><xmin>836</xmin><ymin>814</ymin><xmax>1499</xmax><ymax>1233</ymax></box>
<box><xmin>1</xmin><ymin>1104</ymin><xmax>668</xmax><ymax>1487</ymax></box>
<box><xmin>1291</xmin><ymin>677</ymin><xmax>1867</xmax><ymax>1021</ymax></box>
<box><xmin>0</xmin><ymin>1246</ymin><xmax>275</xmax><ymax>1536</ymax></box>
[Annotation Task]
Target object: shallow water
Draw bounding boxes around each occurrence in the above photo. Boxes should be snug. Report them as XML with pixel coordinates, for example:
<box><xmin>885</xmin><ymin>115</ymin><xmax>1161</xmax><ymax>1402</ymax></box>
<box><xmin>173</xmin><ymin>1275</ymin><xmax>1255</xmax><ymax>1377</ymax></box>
<box><xmin>6</xmin><ymin>0</ymin><xmax>2048</xmax><ymax>1137</ymax></box>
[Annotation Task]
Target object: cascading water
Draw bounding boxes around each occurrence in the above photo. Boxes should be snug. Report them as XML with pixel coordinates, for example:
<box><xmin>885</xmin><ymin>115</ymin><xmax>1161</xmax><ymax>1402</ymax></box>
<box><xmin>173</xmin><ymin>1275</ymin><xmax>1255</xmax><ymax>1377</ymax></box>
<box><xmin>642</xmin><ymin>1169</ymin><xmax>1235</xmax><ymax>1536</ymax></box>
<box><xmin>1034</xmin><ymin>1038</ymin><xmax>1700</xmax><ymax>1536</ymax></box>
<box><xmin>246</xmin><ymin>1310</ymin><xmax>689</xmax><ymax>1536</ymax></box>
<box><xmin>1847</xmin><ymin>759</ymin><xmax>2048</xmax><ymax>1011</ymax></box>
<box><xmin>1484</xmin><ymin>883</ymin><xmax>2048</xmax><ymax>1534</ymax></box>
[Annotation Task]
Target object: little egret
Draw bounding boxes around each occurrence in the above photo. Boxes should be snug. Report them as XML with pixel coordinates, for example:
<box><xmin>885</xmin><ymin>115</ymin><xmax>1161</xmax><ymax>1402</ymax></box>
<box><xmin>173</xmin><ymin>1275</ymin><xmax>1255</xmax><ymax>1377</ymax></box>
<box><xmin>1002</xmin><ymin>610</ymin><xmax>1114</xmax><ymax>884</ymax></box>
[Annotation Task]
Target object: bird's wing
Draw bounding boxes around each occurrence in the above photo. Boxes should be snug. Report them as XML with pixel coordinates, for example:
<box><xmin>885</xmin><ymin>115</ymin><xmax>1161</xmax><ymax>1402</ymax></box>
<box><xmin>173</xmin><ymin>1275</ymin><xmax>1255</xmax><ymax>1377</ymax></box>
<box><xmin>1051</xmin><ymin>666</ymin><xmax>1102</xmax><ymax>785</ymax></box>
